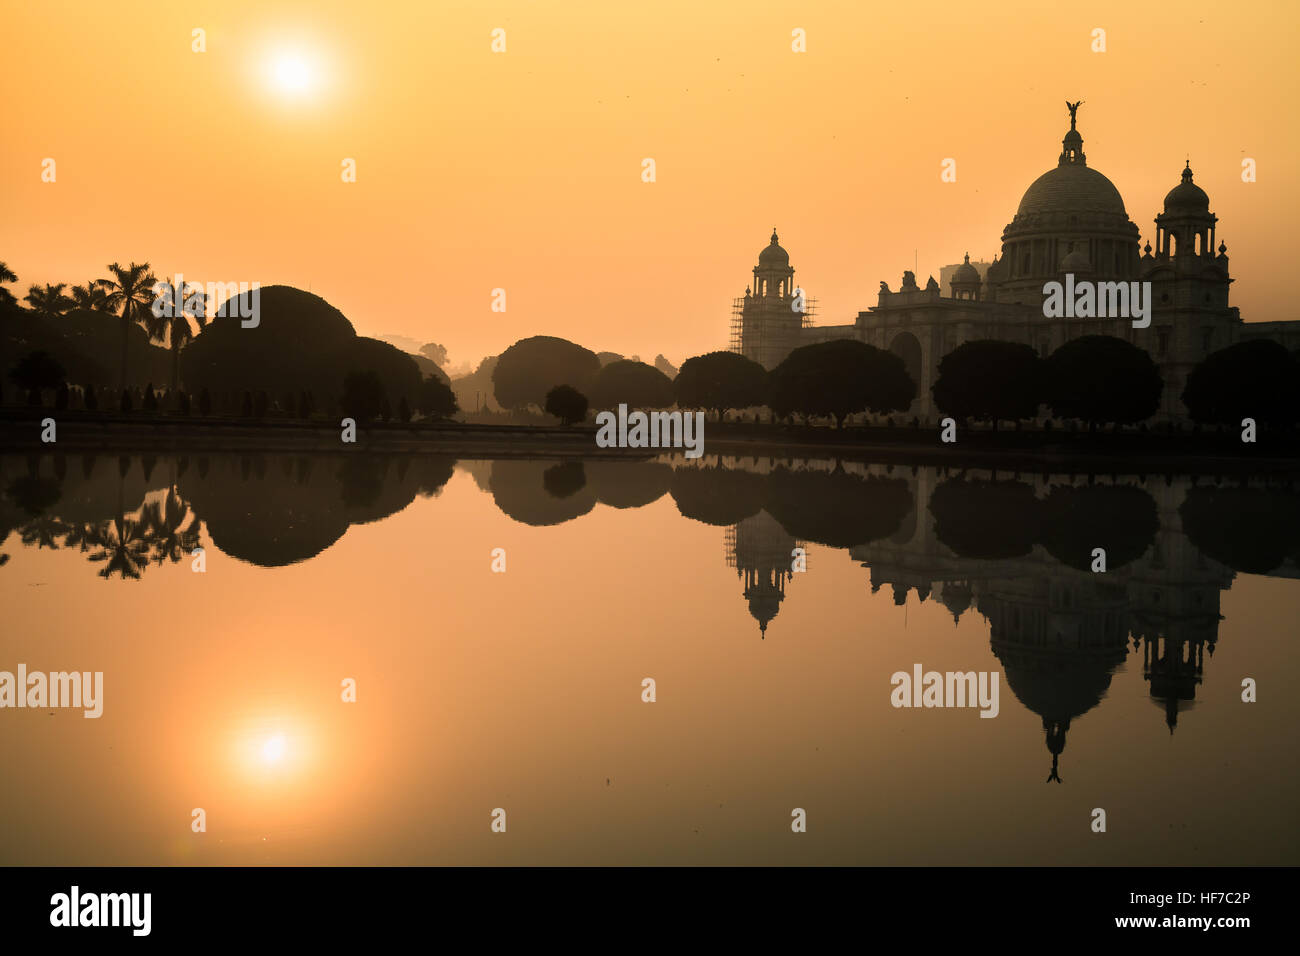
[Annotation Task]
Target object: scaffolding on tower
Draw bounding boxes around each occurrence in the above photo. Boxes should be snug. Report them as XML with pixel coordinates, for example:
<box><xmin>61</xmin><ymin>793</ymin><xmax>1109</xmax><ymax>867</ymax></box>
<box><xmin>799</xmin><ymin>296</ymin><xmax>818</xmax><ymax>329</ymax></box>
<box><xmin>729</xmin><ymin>297</ymin><xmax>744</xmax><ymax>353</ymax></box>
<box><xmin>729</xmin><ymin>296</ymin><xmax>818</xmax><ymax>355</ymax></box>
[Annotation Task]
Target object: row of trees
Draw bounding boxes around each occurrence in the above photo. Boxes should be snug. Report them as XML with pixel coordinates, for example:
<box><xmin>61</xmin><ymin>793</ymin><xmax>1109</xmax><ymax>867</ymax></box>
<box><xmin>933</xmin><ymin>337</ymin><xmax>1160</xmax><ymax>430</ymax></box>
<box><xmin>502</xmin><ymin>331</ymin><xmax>1300</xmax><ymax>432</ymax></box>
<box><xmin>493</xmin><ymin>335</ymin><xmax>916</xmax><ymax>427</ymax></box>
<box><xmin>4</xmin><ymin>347</ymin><xmax>458</xmax><ymax>423</ymax></box>
<box><xmin>933</xmin><ymin>336</ymin><xmax>1300</xmax><ymax>430</ymax></box>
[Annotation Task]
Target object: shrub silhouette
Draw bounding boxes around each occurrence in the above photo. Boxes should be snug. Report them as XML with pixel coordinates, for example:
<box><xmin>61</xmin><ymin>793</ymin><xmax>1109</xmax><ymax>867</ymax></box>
<box><xmin>544</xmin><ymin>384</ymin><xmax>588</xmax><ymax>425</ymax></box>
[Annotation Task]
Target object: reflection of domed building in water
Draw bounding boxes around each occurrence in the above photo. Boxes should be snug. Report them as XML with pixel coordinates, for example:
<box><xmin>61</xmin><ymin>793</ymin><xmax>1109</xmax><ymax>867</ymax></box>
<box><xmin>699</xmin><ymin>459</ymin><xmax>1295</xmax><ymax>767</ymax></box>
<box><xmin>732</xmin><ymin>104</ymin><xmax>1300</xmax><ymax>420</ymax></box>
<box><xmin>725</xmin><ymin>510</ymin><xmax>803</xmax><ymax>638</ymax></box>
<box><xmin>845</xmin><ymin>466</ymin><xmax>1252</xmax><ymax>778</ymax></box>
<box><xmin>982</xmin><ymin>576</ymin><xmax>1131</xmax><ymax>782</ymax></box>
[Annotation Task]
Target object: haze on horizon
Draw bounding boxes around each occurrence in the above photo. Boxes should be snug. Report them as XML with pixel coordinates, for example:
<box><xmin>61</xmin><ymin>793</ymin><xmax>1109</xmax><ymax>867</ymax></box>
<box><xmin>2</xmin><ymin>0</ymin><xmax>1295</xmax><ymax>369</ymax></box>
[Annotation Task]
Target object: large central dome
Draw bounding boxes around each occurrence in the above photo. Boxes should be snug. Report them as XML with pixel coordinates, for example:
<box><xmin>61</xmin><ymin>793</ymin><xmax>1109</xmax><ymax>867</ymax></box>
<box><xmin>1017</xmin><ymin>163</ymin><xmax>1127</xmax><ymax>217</ymax></box>
<box><xmin>988</xmin><ymin>110</ymin><xmax>1141</xmax><ymax>303</ymax></box>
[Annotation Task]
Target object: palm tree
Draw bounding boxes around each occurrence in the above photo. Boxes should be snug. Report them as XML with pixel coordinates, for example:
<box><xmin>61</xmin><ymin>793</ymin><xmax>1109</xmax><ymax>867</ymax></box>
<box><xmin>70</xmin><ymin>282</ymin><xmax>110</xmax><ymax>312</ymax></box>
<box><xmin>24</xmin><ymin>283</ymin><xmax>72</xmax><ymax>319</ymax></box>
<box><xmin>0</xmin><ymin>262</ymin><xmax>17</xmax><ymax>311</ymax></box>
<box><xmin>61</xmin><ymin>519</ymin><xmax>96</xmax><ymax>553</ymax></box>
<box><xmin>20</xmin><ymin>514</ymin><xmax>69</xmax><ymax>551</ymax></box>
<box><xmin>98</xmin><ymin>262</ymin><xmax>158</xmax><ymax>392</ymax></box>
<box><xmin>86</xmin><ymin>513</ymin><xmax>151</xmax><ymax>580</ymax></box>
<box><xmin>153</xmin><ymin>277</ymin><xmax>207</xmax><ymax>394</ymax></box>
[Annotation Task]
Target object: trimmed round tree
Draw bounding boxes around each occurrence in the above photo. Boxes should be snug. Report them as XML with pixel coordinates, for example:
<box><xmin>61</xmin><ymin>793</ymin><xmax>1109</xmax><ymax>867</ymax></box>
<box><xmin>769</xmin><ymin>339</ymin><xmax>915</xmax><ymax>427</ymax></box>
<box><xmin>1182</xmin><ymin>339</ymin><xmax>1300</xmax><ymax>427</ymax></box>
<box><xmin>587</xmin><ymin>359</ymin><xmax>674</xmax><ymax>411</ymax></box>
<box><xmin>544</xmin><ymin>384</ymin><xmax>589</xmax><ymax>425</ymax></box>
<box><xmin>1044</xmin><ymin>335</ymin><xmax>1162</xmax><ymax>429</ymax></box>
<box><xmin>492</xmin><ymin>335</ymin><xmax>600</xmax><ymax>412</ymax></box>
<box><xmin>932</xmin><ymin>339</ymin><xmax>1044</xmax><ymax>428</ymax></box>
<box><xmin>674</xmin><ymin>351</ymin><xmax>769</xmax><ymax>417</ymax></box>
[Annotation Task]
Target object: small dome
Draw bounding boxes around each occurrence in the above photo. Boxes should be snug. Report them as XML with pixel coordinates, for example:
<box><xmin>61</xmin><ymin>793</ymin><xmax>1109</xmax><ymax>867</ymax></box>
<box><xmin>953</xmin><ymin>253</ymin><xmax>980</xmax><ymax>285</ymax></box>
<box><xmin>1163</xmin><ymin>163</ymin><xmax>1209</xmax><ymax>214</ymax></box>
<box><xmin>758</xmin><ymin>229</ymin><xmax>790</xmax><ymax>267</ymax></box>
<box><xmin>1059</xmin><ymin>247</ymin><xmax>1093</xmax><ymax>273</ymax></box>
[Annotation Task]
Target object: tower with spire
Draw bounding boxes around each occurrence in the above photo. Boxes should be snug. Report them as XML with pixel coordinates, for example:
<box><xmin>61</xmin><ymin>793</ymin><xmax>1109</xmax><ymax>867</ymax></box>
<box><xmin>1137</xmin><ymin>161</ymin><xmax>1237</xmax><ymax>415</ymax></box>
<box><xmin>731</xmin><ymin>229</ymin><xmax>815</xmax><ymax>369</ymax></box>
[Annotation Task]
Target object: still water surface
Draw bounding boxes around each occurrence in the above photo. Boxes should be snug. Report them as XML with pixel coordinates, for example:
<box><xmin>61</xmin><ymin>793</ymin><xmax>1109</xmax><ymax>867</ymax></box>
<box><xmin>1</xmin><ymin>450</ymin><xmax>1296</xmax><ymax>864</ymax></box>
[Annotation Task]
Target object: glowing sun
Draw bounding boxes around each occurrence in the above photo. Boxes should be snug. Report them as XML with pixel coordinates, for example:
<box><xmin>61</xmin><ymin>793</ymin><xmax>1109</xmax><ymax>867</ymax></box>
<box><xmin>267</xmin><ymin>52</ymin><xmax>317</xmax><ymax>97</ymax></box>
<box><xmin>261</xmin><ymin>733</ymin><xmax>288</xmax><ymax>765</ymax></box>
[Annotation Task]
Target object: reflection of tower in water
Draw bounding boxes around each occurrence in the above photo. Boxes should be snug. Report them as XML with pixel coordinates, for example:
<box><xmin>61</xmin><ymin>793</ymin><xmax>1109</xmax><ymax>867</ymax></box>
<box><xmin>726</xmin><ymin>510</ymin><xmax>804</xmax><ymax>638</ymax></box>
<box><xmin>1140</xmin><ymin>633</ymin><xmax>1211</xmax><ymax>734</ymax></box>
<box><xmin>1127</xmin><ymin>524</ymin><xmax>1232</xmax><ymax>733</ymax></box>
<box><xmin>938</xmin><ymin>580</ymin><xmax>974</xmax><ymax>624</ymax></box>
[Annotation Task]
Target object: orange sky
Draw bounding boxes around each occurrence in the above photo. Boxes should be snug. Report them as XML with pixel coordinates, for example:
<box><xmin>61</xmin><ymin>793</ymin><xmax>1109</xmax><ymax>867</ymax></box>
<box><xmin>3</xmin><ymin>0</ymin><xmax>1296</xmax><ymax>369</ymax></box>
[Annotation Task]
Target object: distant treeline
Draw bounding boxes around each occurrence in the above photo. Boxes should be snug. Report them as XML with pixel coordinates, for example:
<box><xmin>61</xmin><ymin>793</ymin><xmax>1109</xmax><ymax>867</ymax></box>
<box><xmin>481</xmin><ymin>333</ymin><xmax>1300</xmax><ymax>433</ymax></box>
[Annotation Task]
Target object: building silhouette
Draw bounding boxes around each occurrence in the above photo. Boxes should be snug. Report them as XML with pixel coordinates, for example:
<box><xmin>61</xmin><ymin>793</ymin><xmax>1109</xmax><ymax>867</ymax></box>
<box><xmin>734</xmin><ymin>105</ymin><xmax>1298</xmax><ymax>421</ymax></box>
